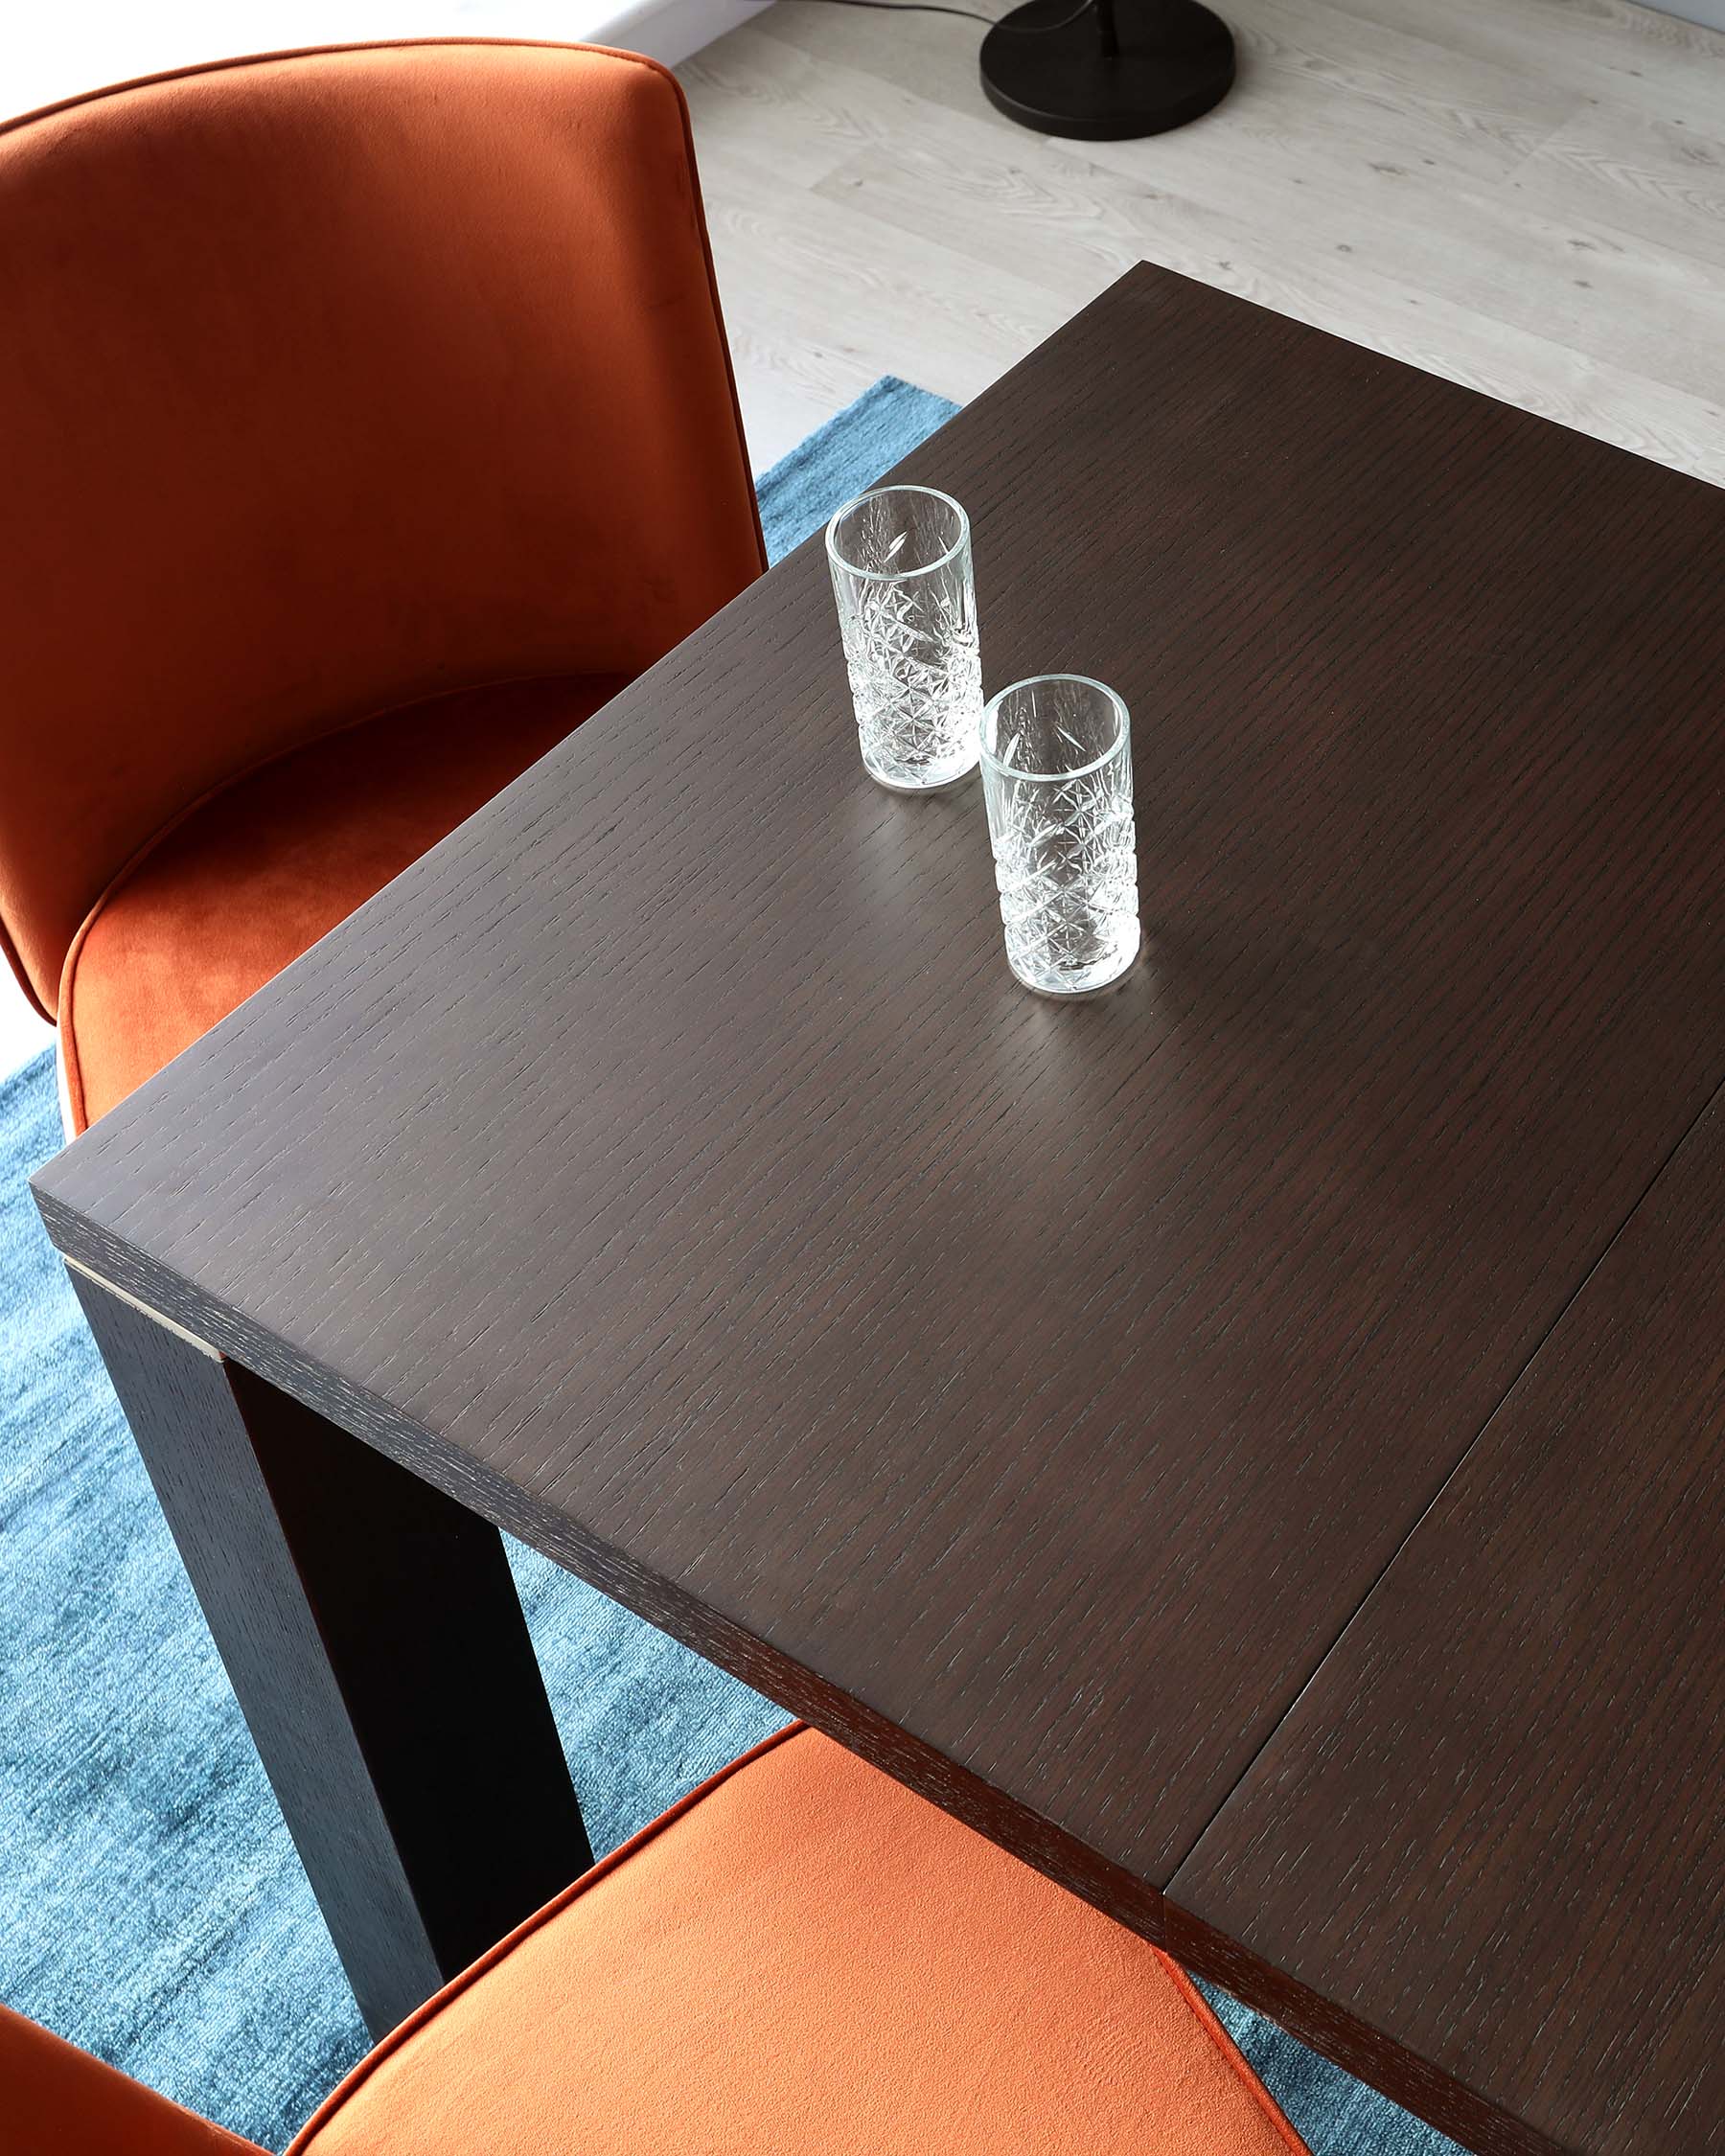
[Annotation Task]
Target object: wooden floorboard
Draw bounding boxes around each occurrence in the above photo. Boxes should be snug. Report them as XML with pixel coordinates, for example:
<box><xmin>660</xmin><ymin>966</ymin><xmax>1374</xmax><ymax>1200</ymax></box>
<box><xmin>682</xmin><ymin>0</ymin><xmax>1725</xmax><ymax>475</ymax></box>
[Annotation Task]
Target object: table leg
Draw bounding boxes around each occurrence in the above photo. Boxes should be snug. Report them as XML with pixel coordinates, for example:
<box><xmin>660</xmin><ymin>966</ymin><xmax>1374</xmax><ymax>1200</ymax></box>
<box><xmin>69</xmin><ymin>1267</ymin><xmax>592</xmax><ymax>2039</ymax></box>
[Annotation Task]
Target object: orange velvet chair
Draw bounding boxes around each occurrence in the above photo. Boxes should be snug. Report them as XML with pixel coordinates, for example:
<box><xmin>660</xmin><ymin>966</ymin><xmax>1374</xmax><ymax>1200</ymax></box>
<box><xmin>4</xmin><ymin>1726</ymin><xmax>1307</xmax><ymax>2154</ymax></box>
<box><xmin>0</xmin><ymin>38</ymin><xmax>766</xmax><ymax>1135</ymax></box>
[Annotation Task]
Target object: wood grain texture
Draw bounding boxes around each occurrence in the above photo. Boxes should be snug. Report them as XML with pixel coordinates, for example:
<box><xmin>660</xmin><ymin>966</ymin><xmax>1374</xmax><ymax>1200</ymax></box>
<box><xmin>68</xmin><ymin>1273</ymin><xmax>592</xmax><ymax>2036</ymax></box>
<box><xmin>31</xmin><ymin>267</ymin><xmax>1725</xmax><ymax>2144</ymax></box>
<box><xmin>1167</xmin><ymin>1088</ymin><xmax>1725</xmax><ymax>2156</ymax></box>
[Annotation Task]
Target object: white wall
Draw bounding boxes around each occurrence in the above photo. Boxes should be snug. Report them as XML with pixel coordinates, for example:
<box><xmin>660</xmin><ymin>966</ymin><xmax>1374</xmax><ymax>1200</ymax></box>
<box><xmin>1646</xmin><ymin>0</ymin><xmax>1725</xmax><ymax>25</ymax></box>
<box><xmin>2</xmin><ymin>0</ymin><xmax>770</xmax><ymax>118</ymax></box>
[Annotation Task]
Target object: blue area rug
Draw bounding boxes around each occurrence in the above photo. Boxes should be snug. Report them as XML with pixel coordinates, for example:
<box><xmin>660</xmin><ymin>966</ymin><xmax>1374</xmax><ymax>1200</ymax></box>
<box><xmin>0</xmin><ymin>376</ymin><xmax>1459</xmax><ymax>2156</ymax></box>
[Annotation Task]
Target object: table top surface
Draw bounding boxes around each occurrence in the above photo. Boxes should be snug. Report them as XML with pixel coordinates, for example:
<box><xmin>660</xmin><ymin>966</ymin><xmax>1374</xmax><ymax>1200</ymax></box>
<box><xmin>1169</xmin><ymin>1082</ymin><xmax>1725</xmax><ymax>2156</ymax></box>
<box><xmin>36</xmin><ymin>265</ymin><xmax>1725</xmax><ymax>2154</ymax></box>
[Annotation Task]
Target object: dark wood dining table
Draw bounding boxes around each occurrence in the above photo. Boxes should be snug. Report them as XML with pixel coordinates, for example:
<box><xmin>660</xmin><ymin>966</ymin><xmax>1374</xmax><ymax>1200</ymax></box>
<box><xmin>33</xmin><ymin>264</ymin><xmax>1725</xmax><ymax>2156</ymax></box>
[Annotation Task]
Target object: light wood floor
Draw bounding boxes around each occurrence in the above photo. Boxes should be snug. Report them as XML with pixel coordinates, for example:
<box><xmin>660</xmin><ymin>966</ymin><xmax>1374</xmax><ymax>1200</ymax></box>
<box><xmin>681</xmin><ymin>0</ymin><xmax>1725</xmax><ymax>475</ymax></box>
<box><xmin>3</xmin><ymin>0</ymin><xmax>1720</xmax><ymax>1080</ymax></box>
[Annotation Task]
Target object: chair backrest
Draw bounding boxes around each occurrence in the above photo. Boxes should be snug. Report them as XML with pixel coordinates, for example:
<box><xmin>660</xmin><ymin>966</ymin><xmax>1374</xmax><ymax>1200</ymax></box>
<box><xmin>0</xmin><ymin>2000</ymin><xmax>264</xmax><ymax>2153</ymax></box>
<box><xmin>0</xmin><ymin>39</ymin><xmax>765</xmax><ymax>1017</ymax></box>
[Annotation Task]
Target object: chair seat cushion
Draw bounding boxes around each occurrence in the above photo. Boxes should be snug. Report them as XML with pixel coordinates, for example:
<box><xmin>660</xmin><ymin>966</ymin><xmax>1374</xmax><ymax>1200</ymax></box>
<box><xmin>58</xmin><ymin>673</ymin><xmax>626</xmax><ymax>1131</ymax></box>
<box><xmin>288</xmin><ymin>1727</ymin><xmax>1307</xmax><ymax>2156</ymax></box>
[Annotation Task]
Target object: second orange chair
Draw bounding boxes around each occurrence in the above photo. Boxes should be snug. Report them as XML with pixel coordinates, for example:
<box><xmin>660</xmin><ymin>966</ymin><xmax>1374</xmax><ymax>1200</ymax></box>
<box><xmin>4</xmin><ymin>1727</ymin><xmax>1308</xmax><ymax>2155</ymax></box>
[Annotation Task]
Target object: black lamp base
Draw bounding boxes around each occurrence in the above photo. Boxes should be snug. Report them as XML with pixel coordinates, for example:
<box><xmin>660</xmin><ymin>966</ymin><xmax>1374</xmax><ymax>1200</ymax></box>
<box><xmin>979</xmin><ymin>0</ymin><xmax>1235</xmax><ymax>141</ymax></box>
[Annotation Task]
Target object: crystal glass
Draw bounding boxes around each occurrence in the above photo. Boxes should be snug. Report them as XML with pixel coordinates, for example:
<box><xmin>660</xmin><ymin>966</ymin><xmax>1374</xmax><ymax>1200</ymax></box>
<box><xmin>979</xmin><ymin>676</ymin><xmax>1139</xmax><ymax>996</ymax></box>
<box><xmin>825</xmin><ymin>485</ymin><xmax>983</xmax><ymax>791</ymax></box>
